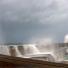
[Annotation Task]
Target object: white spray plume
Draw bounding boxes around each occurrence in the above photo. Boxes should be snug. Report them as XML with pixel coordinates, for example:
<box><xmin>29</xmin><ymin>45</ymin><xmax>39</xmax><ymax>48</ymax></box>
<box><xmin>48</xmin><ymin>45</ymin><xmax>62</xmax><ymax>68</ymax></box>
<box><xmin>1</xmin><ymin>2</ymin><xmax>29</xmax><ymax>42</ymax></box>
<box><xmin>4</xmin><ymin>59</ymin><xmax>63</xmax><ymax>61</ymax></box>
<box><xmin>37</xmin><ymin>38</ymin><xmax>53</xmax><ymax>45</ymax></box>
<box><xmin>29</xmin><ymin>37</ymin><xmax>54</xmax><ymax>44</ymax></box>
<box><xmin>64</xmin><ymin>34</ymin><xmax>68</xmax><ymax>43</ymax></box>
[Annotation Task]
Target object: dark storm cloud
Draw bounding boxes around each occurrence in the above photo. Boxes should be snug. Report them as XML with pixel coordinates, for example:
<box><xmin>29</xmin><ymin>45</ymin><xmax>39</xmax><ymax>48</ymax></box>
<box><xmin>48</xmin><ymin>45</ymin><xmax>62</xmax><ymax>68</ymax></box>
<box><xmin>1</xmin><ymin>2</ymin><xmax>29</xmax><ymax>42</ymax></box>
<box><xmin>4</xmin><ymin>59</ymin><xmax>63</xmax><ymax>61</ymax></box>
<box><xmin>0</xmin><ymin>0</ymin><xmax>68</xmax><ymax>43</ymax></box>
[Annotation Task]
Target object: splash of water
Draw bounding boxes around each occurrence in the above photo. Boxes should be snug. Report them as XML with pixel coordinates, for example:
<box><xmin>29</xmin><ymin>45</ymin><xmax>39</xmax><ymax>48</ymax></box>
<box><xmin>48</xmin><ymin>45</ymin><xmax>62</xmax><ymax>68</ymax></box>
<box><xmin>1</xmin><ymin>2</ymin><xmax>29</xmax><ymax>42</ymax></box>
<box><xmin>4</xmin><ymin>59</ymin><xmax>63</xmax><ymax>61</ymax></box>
<box><xmin>64</xmin><ymin>34</ymin><xmax>68</xmax><ymax>43</ymax></box>
<box><xmin>9</xmin><ymin>44</ymin><xmax>40</xmax><ymax>58</ymax></box>
<box><xmin>23</xmin><ymin>44</ymin><xmax>40</xmax><ymax>55</ymax></box>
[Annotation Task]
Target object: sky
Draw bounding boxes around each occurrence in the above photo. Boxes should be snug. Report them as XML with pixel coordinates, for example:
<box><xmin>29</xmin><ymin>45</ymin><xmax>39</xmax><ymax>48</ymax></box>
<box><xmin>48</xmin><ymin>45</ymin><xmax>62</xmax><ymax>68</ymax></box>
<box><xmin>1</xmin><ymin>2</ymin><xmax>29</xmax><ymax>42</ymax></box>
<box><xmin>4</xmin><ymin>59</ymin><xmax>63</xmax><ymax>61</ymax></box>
<box><xmin>0</xmin><ymin>0</ymin><xmax>68</xmax><ymax>44</ymax></box>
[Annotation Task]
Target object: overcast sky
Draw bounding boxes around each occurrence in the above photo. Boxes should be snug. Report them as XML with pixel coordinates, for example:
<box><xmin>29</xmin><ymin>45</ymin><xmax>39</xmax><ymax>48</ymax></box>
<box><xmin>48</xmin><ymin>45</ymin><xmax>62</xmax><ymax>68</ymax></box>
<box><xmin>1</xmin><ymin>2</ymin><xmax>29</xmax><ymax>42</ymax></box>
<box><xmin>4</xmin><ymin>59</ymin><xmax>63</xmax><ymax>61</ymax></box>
<box><xmin>0</xmin><ymin>0</ymin><xmax>68</xmax><ymax>44</ymax></box>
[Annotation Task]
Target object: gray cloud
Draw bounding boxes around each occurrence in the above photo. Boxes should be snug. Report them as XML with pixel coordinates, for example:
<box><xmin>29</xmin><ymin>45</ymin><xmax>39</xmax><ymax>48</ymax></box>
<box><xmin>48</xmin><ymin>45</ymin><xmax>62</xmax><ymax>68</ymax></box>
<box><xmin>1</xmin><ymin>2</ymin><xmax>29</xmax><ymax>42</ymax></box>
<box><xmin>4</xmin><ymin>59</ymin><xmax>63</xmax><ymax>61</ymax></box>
<box><xmin>0</xmin><ymin>0</ymin><xmax>68</xmax><ymax>43</ymax></box>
